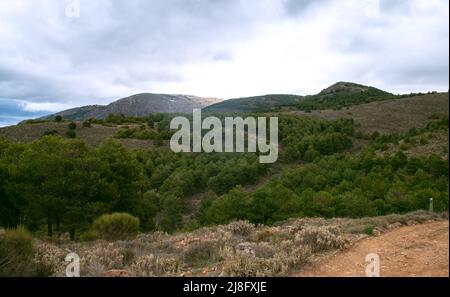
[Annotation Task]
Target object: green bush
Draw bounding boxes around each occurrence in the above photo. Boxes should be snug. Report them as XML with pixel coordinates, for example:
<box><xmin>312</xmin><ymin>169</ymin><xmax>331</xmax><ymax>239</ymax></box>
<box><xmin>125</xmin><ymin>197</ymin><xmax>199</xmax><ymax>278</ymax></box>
<box><xmin>65</xmin><ymin>130</ymin><xmax>76</xmax><ymax>138</ymax></box>
<box><xmin>68</xmin><ymin>122</ymin><xmax>77</xmax><ymax>130</ymax></box>
<box><xmin>82</xmin><ymin>121</ymin><xmax>91</xmax><ymax>128</ymax></box>
<box><xmin>55</xmin><ymin>115</ymin><xmax>62</xmax><ymax>122</ymax></box>
<box><xmin>0</xmin><ymin>227</ymin><xmax>35</xmax><ymax>276</ymax></box>
<box><xmin>79</xmin><ymin>230</ymin><xmax>97</xmax><ymax>242</ymax></box>
<box><xmin>420</xmin><ymin>138</ymin><xmax>429</xmax><ymax>145</ymax></box>
<box><xmin>43</xmin><ymin>129</ymin><xmax>58</xmax><ymax>136</ymax></box>
<box><xmin>93</xmin><ymin>213</ymin><xmax>140</xmax><ymax>240</ymax></box>
<box><xmin>364</xmin><ymin>226</ymin><xmax>374</xmax><ymax>236</ymax></box>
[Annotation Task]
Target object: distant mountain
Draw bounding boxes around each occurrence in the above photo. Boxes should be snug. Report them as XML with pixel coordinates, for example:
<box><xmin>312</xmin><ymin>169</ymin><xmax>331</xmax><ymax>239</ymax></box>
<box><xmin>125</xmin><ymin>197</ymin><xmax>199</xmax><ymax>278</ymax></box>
<box><xmin>204</xmin><ymin>82</ymin><xmax>392</xmax><ymax>112</ymax></box>
<box><xmin>43</xmin><ymin>82</ymin><xmax>393</xmax><ymax>120</ymax></box>
<box><xmin>43</xmin><ymin>94</ymin><xmax>222</xmax><ymax>121</ymax></box>
<box><xmin>318</xmin><ymin>81</ymin><xmax>370</xmax><ymax>96</ymax></box>
<box><xmin>296</xmin><ymin>82</ymin><xmax>393</xmax><ymax>111</ymax></box>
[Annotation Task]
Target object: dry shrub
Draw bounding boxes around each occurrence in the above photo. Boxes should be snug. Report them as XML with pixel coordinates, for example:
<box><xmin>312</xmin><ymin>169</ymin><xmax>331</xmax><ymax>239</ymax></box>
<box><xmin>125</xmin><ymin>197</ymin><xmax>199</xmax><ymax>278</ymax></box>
<box><xmin>222</xmin><ymin>244</ymin><xmax>310</xmax><ymax>277</ymax></box>
<box><xmin>253</xmin><ymin>229</ymin><xmax>274</xmax><ymax>242</ymax></box>
<box><xmin>183</xmin><ymin>240</ymin><xmax>222</xmax><ymax>267</ymax></box>
<box><xmin>221</xmin><ymin>221</ymin><xmax>255</xmax><ymax>237</ymax></box>
<box><xmin>402</xmin><ymin>210</ymin><xmax>444</xmax><ymax>222</ymax></box>
<box><xmin>80</xmin><ymin>242</ymin><xmax>124</xmax><ymax>276</ymax></box>
<box><xmin>235</xmin><ymin>242</ymin><xmax>276</xmax><ymax>258</ymax></box>
<box><xmin>223</xmin><ymin>256</ymin><xmax>286</xmax><ymax>277</ymax></box>
<box><xmin>295</xmin><ymin>226</ymin><xmax>347</xmax><ymax>253</ymax></box>
<box><xmin>130</xmin><ymin>254</ymin><xmax>180</xmax><ymax>276</ymax></box>
<box><xmin>251</xmin><ymin>227</ymin><xmax>284</xmax><ymax>242</ymax></box>
<box><xmin>33</xmin><ymin>240</ymin><xmax>67</xmax><ymax>276</ymax></box>
<box><xmin>135</xmin><ymin>231</ymin><xmax>168</xmax><ymax>244</ymax></box>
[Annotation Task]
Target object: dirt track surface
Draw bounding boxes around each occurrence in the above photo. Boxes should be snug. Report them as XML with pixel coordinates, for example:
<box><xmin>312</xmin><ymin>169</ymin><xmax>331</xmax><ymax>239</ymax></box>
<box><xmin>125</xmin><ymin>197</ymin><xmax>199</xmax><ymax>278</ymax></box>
<box><xmin>297</xmin><ymin>220</ymin><xmax>449</xmax><ymax>277</ymax></box>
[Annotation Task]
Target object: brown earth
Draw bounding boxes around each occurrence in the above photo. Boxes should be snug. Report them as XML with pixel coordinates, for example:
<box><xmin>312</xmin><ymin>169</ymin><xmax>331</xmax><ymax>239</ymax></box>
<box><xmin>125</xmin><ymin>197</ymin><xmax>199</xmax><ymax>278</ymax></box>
<box><xmin>296</xmin><ymin>220</ymin><xmax>449</xmax><ymax>277</ymax></box>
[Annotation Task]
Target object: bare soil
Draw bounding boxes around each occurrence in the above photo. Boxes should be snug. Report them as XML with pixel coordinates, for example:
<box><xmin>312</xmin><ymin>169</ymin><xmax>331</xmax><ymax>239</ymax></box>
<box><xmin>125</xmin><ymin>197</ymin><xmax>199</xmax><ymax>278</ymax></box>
<box><xmin>296</xmin><ymin>220</ymin><xmax>449</xmax><ymax>277</ymax></box>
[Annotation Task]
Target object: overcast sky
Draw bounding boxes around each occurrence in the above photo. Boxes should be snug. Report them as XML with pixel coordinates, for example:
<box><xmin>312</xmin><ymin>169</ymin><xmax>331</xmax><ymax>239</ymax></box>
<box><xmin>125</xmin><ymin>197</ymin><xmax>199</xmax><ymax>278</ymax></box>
<box><xmin>0</xmin><ymin>0</ymin><xmax>448</xmax><ymax>126</ymax></box>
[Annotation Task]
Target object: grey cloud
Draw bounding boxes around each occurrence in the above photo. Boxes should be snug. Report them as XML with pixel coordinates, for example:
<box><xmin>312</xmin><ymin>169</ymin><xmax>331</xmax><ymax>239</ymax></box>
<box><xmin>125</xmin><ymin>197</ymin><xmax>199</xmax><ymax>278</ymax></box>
<box><xmin>0</xmin><ymin>0</ymin><xmax>448</xmax><ymax>125</ymax></box>
<box><xmin>283</xmin><ymin>0</ymin><xmax>329</xmax><ymax>16</ymax></box>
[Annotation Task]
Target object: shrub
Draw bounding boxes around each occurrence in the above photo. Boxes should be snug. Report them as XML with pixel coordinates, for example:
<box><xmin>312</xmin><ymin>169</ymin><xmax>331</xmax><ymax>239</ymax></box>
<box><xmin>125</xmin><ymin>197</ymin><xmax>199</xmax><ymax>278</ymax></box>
<box><xmin>420</xmin><ymin>138</ymin><xmax>429</xmax><ymax>145</ymax></box>
<box><xmin>130</xmin><ymin>254</ymin><xmax>180</xmax><ymax>276</ymax></box>
<box><xmin>364</xmin><ymin>226</ymin><xmax>374</xmax><ymax>236</ymax></box>
<box><xmin>68</xmin><ymin>122</ymin><xmax>77</xmax><ymax>130</ymax></box>
<box><xmin>93</xmin><ymin>213</ymin><xmax>140</xmax><ymax>241</ymax></box>
<box><xmin>294</xmin><ymin>226</ymin><xmax>347</xmax><ymax>252</ymax></box>
<box><xmin>223</xmin><ymin>255</ymin><xmax>285</xmax><ymax>277</ymax></box>
<box><xmin>221</xmin><ymin>221</ymin><xmax>255</xmax><ymax>237</ymax></box>
<box><xmin>183</xmin><ymin>240</ymin><xmax>221</xmax><ymax>267</ymax></box>
<box><xmin>65</xmin><ymin>130</ymin><xmax>76</xmax><ymax>138</ymax></box>
<box><xmin>55</xmin><ymin>115</ymin><xmax>62</xmax><ymax>122</ymax></box>
<box><xmin>33</xmin><ymin>241</ymin><xmax>67</xmax><ymax>276</ymax></box>
<box><xmin>80</xmin><ymin>242</ymin><xmax>124</xmax><ymax>276</ymax></box>
<box><xmin>82</xmin><ymin>121</ymin><xmax>91</xmax><ymax>128</ymax></box>
<box><xmin>399</xmin><ymin>143</ymin><xmax>409</xmax><ymax>151</ymax></box>
<box><xmin>0</xmin><ymin>227</ymin><xmax>35</xmax><ymax>276</ymax></box>
<box><xmin>43</xmin><ymin>129</ymin><xmax>58</xmax><ymax>136</ymax></box>
<box><xmin>222</xmin><ymin>245</ymin><xmax>310</xmax><ymax>277</ymax></box>
<box><xmin>79</xmin><ymin>230</ymin><xmax>97</xmax><ymax>242</ymax></box>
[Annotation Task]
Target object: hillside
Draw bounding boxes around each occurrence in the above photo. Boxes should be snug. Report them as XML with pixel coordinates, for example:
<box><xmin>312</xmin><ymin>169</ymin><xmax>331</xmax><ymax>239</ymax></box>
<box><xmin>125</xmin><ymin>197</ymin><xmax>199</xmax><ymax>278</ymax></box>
<box><xmin>203</xmin><ymin>94</ymin><xmax>304</xmax><ymax>113</ymax></box>
<box><xmin>291</xmin><ymin>92</ymin><xmax>449</xmax><ymax>134</ymax></box>
<box><xmin>43</xmin><ymin>94</ymin><xmax>221</xmax><ymax>121</ymax></box>
<box><xmin>204</xmin><ymin>82</ymin><xmax>393</xmax><ymax>113</ymax></box>
<box><xmin>1</xmin><ymin>92</ymin><xmax>447</xmax><ymax>150</ymax></box>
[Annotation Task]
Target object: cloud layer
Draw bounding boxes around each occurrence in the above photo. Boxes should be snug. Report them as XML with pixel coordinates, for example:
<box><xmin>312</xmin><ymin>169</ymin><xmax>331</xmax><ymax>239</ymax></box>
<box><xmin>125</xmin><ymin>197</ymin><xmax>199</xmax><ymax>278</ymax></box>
<box><xmin>0</xmin><ymin>0</ymin><xmax>448</xmax><ymax>125</ymax></box>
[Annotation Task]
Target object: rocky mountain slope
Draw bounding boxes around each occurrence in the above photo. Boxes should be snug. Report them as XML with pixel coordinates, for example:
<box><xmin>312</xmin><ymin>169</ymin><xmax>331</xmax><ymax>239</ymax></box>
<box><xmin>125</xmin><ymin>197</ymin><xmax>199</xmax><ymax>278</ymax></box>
<box><xmin>44</xmin><ymin>94</ymin><xmax>222</xmax><ymax>120</ymax></box>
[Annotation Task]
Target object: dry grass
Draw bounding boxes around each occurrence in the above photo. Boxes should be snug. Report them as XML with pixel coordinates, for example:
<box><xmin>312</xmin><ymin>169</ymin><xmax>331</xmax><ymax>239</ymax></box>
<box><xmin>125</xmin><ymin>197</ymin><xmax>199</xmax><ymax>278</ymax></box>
<box><xmin>31</xmin><ymin>210</ymin><xmax>447</xmax><ymax>277</ymax></box>
<box><xmin>290</xmin><ymin>93</ymin><xmax>449</xmax><ymax>134</ymax></box>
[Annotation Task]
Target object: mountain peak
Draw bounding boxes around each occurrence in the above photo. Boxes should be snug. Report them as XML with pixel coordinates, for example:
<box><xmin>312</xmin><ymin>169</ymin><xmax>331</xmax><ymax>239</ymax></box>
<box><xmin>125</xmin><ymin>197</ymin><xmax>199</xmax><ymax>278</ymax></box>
<box><xmin>319</xmin><ymin>82</ymin><xmax>369</xmax><ymax>96</ymax></box>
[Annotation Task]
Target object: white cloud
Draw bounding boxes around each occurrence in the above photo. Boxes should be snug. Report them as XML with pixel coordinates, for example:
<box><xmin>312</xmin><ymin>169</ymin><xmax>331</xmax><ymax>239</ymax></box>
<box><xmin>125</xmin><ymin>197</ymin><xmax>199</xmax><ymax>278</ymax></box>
<box><xmin>19</xmin><ymin>101</ymin><xmax>73</xmax><ymax>112</ymax></box>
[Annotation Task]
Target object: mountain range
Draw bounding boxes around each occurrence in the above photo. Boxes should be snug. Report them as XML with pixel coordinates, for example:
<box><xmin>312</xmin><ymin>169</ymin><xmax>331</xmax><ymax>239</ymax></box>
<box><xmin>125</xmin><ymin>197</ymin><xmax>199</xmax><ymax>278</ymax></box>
<box><xmin>42</xmin><ymin>82</ymin><xmax>390</xmax><ymax>120</ymax></box>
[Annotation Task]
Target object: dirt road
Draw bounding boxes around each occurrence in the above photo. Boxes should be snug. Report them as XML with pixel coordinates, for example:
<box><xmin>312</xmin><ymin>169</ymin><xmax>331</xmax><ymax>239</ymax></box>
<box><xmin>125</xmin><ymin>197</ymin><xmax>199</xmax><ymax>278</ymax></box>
<box><xmin>297</xmin><ymin>220</ymin><xmax>449</xmax><ymax>277</ymax></box>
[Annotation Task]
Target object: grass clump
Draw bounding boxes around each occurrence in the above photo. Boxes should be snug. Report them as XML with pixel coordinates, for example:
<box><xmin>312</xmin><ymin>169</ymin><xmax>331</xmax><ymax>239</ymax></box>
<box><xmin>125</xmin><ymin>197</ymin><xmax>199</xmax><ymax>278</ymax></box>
<box><xmin>0</xmin><ymin>227</ymin><xmax>35</xmax><ymax>276</ymax></box>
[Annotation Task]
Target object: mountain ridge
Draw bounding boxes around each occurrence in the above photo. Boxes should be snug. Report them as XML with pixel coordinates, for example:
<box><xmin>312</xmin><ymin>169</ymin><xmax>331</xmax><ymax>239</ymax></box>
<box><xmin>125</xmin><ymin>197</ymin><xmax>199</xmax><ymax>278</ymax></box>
<box><xmin>41</xmin><ymin>82</ymin><xmax>401</xmax><ymax>120</ymax></box>
<box><xmin>42</xmin><ymin>93</ymin><xmax>222</xmax><ymax>121</ymax></box>
<box><xmin>203</xmin><ymin>82</ymin><xmax>390</xmax><ymax>112</ymax></box>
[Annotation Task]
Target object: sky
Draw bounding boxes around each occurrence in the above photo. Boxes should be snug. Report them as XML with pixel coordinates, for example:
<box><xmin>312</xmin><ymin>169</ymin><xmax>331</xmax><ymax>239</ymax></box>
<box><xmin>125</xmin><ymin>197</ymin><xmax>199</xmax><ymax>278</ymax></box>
<box><xmin>0</xmin><ymin>0</ymin><xmax>448</xmax><ymax>126</ymax></box>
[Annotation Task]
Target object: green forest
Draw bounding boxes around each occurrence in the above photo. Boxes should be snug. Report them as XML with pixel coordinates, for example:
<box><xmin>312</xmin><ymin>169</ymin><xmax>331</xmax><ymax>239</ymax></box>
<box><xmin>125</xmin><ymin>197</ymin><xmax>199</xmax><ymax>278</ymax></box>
<box><xmin>0</xmin><ymin>114</ymin><xmax>448</xmax><ymax>240</ymax></box>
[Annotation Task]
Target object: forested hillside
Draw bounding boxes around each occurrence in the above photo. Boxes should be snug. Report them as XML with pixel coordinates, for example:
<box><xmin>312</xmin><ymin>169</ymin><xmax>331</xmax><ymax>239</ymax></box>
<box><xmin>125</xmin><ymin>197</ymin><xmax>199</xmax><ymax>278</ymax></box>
<box><xmin>0</xmin><ymin>113</ymin><xmax>447</xmax><ymax>240</ymax></box>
